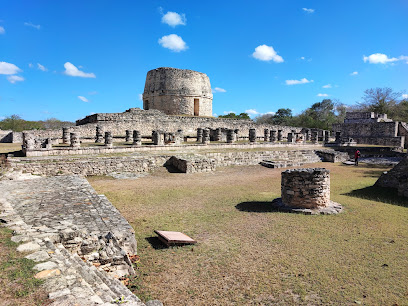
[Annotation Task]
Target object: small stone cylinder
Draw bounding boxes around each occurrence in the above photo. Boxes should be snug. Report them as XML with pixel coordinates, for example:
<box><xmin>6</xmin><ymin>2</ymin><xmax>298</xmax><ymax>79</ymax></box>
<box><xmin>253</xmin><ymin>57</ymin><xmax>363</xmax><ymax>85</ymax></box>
<box><xmin>202</xmin><ymin>129</ymin><xmax>210</xmax><ymax>145</ymax></box>
<box><xmin>249</xmin><ymin>129</ymin><xmax>256</xmax><ymax>143</ymax></box>
<box><xmin>234</xmin><ymin>129</ymin><xmax>239</xmax><ymax>141</ymax></box>
<box><xmin>264</xmin><ymin>129</ymin><xmax>270</xmax><ymax>142</ymax></box>
<box><xmin>305</xmin><ymin>129</ymin><xmax>311</xmax><ymax>141</ymax></box>
<box><xmin>153</xmin><ymin>131</ymin><xmax>164</xmax><ymax>145</ymax></box>
<box><xmin>277</xmin><ymin>130</ymin><xmax>283</xmax><ymax>141</ymax></box>
<box><xmin>197</xmin><ymin>128</ymin><xmax>203</xmax><ymax>143</ymax></box>
<box><xmin>312</xmin><ymin>131</ymin><xmax>318</xmax><ymax>144</ymax></box>
<box><xmin>227</xmin><ymin>129</ymin><xmax>235</xmax><ymax>143</ymax></box>
<box><xmin>270</xmin><ymin>130</ymin><xmax>277</xmax><ymax>142</ymax></box>
<box><xmin>324</xmin><ymin>131</ymin><xmax>329</xmax><ymax>143</ymax></box>
<box><xmin>214</xmin><ymin>128</ymin><xmax>222</xmax><ymax>141</ymax></box>
<box><xmin>125</xmin><ymin>130</ymin><xmax>132</xmax><ymax>142</ymax></box>
<box><xmin>104</xmin><ymin>132</ymin><xmax>113</xmax><ymax>147</ymax></box>
<box><xmin>45</xmin><ymin>138</ymin><xmax>52</xmax><ymax>149</ymax></box>
<box><xmin>70</xmin><ymin>132</ymin><xmax>80</xmax><ymax>148</ymax></box>
<box><xmin>133</xmin><ymin>130</ymin><xmax>141</xmax><ymax>146</ymax></box>
<box><xmin>95</xmin><ymin>126</ymin><xmax>104</xmax><ymax>143</ymax></box>
<box><xmin>281</xmin><ymin>168</ymin><xmax>331</xmax><ymax>209</ymax></box>
<box><xmin>62</xmin><ymin>128</ymin><xmax>70</xmax><ymax>144</ymax></box>
<box><xmin>287</xmin><ymin>133</ymin><xmax>293</xmax><ymax>143</ymax></box>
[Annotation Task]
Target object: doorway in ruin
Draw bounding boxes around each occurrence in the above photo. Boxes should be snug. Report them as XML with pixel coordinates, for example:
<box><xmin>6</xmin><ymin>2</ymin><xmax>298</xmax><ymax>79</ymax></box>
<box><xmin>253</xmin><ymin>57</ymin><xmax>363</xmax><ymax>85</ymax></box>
<box><xmin>194</xmin><ymin>99</ymin><xmax>199</xmax><ymax>116</ymax></box>
<box><xmin>144</xmin><ymin>100</ymin><xmax>149</xmax><ymax>110</ymax></box>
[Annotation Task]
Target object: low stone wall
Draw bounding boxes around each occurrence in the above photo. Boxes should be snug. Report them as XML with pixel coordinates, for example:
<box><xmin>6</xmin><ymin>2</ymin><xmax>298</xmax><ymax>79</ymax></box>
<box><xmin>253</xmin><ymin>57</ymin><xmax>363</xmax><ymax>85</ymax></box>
<box><xmin>281</xmin><ymin>168</ymin><xmax>330</xmax><ymax>208</ymax></box>
<box><xmin>315</xmin><ymin>150</ymin><xmax>349</xmax><ymax>162</ymax></box>
<box><xmin>166</xmin><ymin>156</ymin><xmax>216</xmax><ymax>173</ymax></box>
<box><xmin>7</xmin><ymin>148</ymin><xmax>324</xmax><ymax>176</ymax></box>
<box><xmin>0</xmin><ymin>130</ymin><xmax>23</xmax><ymax>143</ymax></box>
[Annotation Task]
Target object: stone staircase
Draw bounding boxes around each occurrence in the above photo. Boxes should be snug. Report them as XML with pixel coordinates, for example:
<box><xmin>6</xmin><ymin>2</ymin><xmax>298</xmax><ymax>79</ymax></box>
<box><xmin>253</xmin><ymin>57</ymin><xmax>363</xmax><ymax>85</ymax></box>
<box><xmin>260</xmin><ymin>150</ymin><xmax>323</xmax><ymax>169</ymax></box>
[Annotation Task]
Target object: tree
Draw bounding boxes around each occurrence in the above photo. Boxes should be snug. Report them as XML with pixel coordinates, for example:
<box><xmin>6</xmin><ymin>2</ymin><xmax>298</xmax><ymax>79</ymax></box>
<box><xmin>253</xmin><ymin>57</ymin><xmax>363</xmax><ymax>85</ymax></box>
<box><xmin>271</xmin><ymin>108</ymin><xmax>292</xmax><ymax>125</ymax></box>
<box><xmin>218</xmin><ymin>112</ymin><xmax>251</xmax><ymax>120</ymax></box>
<box><xmin>358</xmin><ymin>87</ymin><xmax>401</xmax><ymax>116</ymax></box>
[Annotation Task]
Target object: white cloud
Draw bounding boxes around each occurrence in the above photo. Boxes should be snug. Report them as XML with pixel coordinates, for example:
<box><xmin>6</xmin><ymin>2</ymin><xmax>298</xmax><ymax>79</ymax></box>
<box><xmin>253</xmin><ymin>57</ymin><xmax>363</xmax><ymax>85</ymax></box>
<box><xmin>63</xmin><ymin>62</ymin><xmax>96</xmax><ymax>78</ymax></box>
<box><xmin>302</xmin><ymin>8</ymin><xmax>315</xmax><ymax>13</ymax></box>
<box><xmin>285</xmin><ymin>78</ymin><xmax>313</xmax><ymax>85</ymax></box>
<box><xmin>24</xmin><ymin>22</ymin><xmax>41</xmax><ymax>30</ymax></box>
<box><xmin>0</xmin><ymin>62</ymin><xmax>22</xmax><ymax>75</ymax></box>
<box><xmin>402</xmin><ymin>94</ymin><xmax>408</xmax><ymax>99</ymax></box>
<box><xmin>212</xmin><ymin>87</ymin><xmax>226</xmax><ymax>93</ymax></box>
<box><xmin>0</xmin><ymin>26</ymin><xmax>5</xmax><ymax>34</ymax></box>
<box><xmin>161</xmin><ymin>11</ymin><xmax>186</xmax><ymax>27</ymax></box>
<box><xmin>213</xmin><ymin>113</ymin><xmax>218</xmax><ymax>117</ymax></box>
<box><xmin>350</xmin><ymin>71</ymin><xmax>358</xmax><ymax>76</ymax></box>
<box><xmin>322</xmin><ymin>84</ymin><xmax>332</xmax><ymax>88</ymax></box>
<box><xmin>37</xmin><ymin>63</ymin><xmax>47</xmax><ymax>71</ymax></box>
<box><xmin>252</xmin><ymin>45</ymin><xmax>284</xmax><ymax>62</ymax></box>
<box><xmin>138</xmin><ymin>94</ymin><xmax>143</xmax><ymax>101</ymax></box>
<box><xmin>7</xmin><ymin>75</ymin><xmax>24</xmax><ymax>84</ymax></box>
<box><xmin>223</xmin><ymin>111</ymin><xmax>235</xmax><ymax>115</ymax></box>
<box><xmin>158</xmin><ymin>34</ymin><xmax>188</xmax><ymax>52</ymax></box>
<box><xmin>245</xmin><ymin>109</ymin><xmax>259</xmax><ymax>115</ymax></box>
<box><xmin>300</xmin><ymin>56</ymin><xmax>305</xmax><ymax>60</ymax></box>
<box><xmin>363</xmin><ymin>53</ymin><xmax>399</xmax><ymax>64</ymax></box>
<box><xmin>28</xmin><ymin>63</ymin><xmax>33</xmax><ymax>68</ymax></box>
<box><xmin>78</xmin><ymin>96</ymin><xmax>89</xmax><ymax>102</ymax></box>
<box><xmin>317</xmin><ymin>93</ymin><xmax>329</xmax><ymax>97</ymax></box>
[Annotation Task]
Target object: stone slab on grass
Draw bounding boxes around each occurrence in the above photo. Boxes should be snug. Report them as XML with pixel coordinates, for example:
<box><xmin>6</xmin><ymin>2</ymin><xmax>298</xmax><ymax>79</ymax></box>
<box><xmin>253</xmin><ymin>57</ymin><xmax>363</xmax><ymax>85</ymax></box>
<box><xmin>154</xmin><ymin>230</ymin><xmax>197</xmax><ymax>246</ymax></box>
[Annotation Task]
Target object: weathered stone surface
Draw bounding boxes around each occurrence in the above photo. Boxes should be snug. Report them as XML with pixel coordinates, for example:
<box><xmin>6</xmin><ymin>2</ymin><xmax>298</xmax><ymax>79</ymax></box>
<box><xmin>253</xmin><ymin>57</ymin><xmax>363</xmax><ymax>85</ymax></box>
<box><xmin>143</xmin><ymin>67</ymin><xmax>213</xmax><ymax>116</ymax></box>
<box><xmin>25</xmin><ymin>250</ymin><xmax>50</xmax><ymax>262</ymax></box>
<box><xmin>375</xmin><ymin>156</ymin><xmax>408</xmax><ymax>198</ymax></box>
<box><xmin>17</xmin><ymin>241</ymin><xmax>41</xmax><ymax>252</ymax></box>
<box><xmin>33</xmin><ymin>261</ymin><xmax>58</xmax><ymax>271</ymax></box>
<box><xmin>34</xmin><ymin>269</ymin><xmax>61</xmax><ymax>279</ymax></box>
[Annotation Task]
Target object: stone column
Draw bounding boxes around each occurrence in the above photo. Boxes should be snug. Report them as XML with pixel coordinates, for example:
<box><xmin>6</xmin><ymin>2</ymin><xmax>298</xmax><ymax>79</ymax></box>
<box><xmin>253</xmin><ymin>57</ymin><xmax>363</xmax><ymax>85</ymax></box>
<box><xmin>312</xmin><ymin>131</ymin><xmax>319</xmax><ymax>144</ymax></box>
<box><xmin>125</xmin><ymin>130</ymin><xmax>132</xmax><ymax>142</ymax></box>
<box><xmin>305</xmin><ymin>129</ymin><xmax>311</xmax><ymax>141</ymax></box>
<box><xmin>62</xmin><ymin>128</ymin><xmax>70</xmax><ymax>144</ymax></box>
<box><xmin>270</xmin><ymin>130</ymin><xmax>277</xmax><ymax>142</ymax></box>
<box><xmin>287</xmin><ymin>133</ymin><xmax>293</xmax><ymax>143</ymax></box>
<box><xmin>197</xmin><ymin>128</ymin><xmax>203</xmax><ymax>143</ymax></box>
<box><xmin>175</xmin><ymin>129</ymin><xmax>184</xmax><ymax>145</ymax></box>
<box><xmin>214</xmin><ymin>128</ymin><xmax>222</xmax><ymax>141</ymax></box>
<box><xmin>95</xmin><ymin>126</ymin><xmax>104</xmax><ymax>143</ymax></box>
<box><xmin>70</xmin><ymin>132</ymin><xmax>80</xmax><ymax>148</ymax></box>
<box><xmin>335</xmin><ymin>131</ymin><xmax>341</xmax><ymax>143</ymax></box>
<box><xmin>264</xmin><ymin>129</ymin><xmax>270</xmax><ymax>142</ymax></box>
<box><xmin>152</xmin><ymin>131</ymin><xmax>164</xmax><ymax>145</ymax></box>
<box><xmin>104</xmin><ymin>132</ymin><xmax>113</xmax><ymax>147</ymax></box>
<box><xmin>133</xmin><ymin>130</ymin><xmax>141</xmax><ymax>146</ymax></box>
<box><xmin>227</xmin><ymin>129</ymin><xmax>235</xmax><ymax>143</ymax></box>
<box><xmin>277</xmin><ymin>130</ymin><xmax>283</xmax><ymax>141</ymax></box>
<box><xmin>234</xmin><ymin>129</ymin><xmax>239</xmax><ymax>142</ymax></box>
<box><xmin>45</xmin><ymin>138</ymin><xmax>52</xmax><ymax>149</ymax></box>
<box><xmin>249</xmin><ymin>129</ymin><xmax>256</xmax><ymax>143</ymax></box>
<box><xmin>202</xmin><ymin>129</ymin><xmax>210</xmax><ymax>145</ymax></box>
<box><xmin>324</xmin><ymin>131</ymin><xmax>329</xmax><ymax>143</ymax></box>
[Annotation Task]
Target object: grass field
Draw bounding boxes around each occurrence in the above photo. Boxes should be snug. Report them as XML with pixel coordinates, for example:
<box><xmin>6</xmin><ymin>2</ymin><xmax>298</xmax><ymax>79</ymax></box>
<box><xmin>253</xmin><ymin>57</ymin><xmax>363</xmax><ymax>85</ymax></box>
<box><xmin>89</xmin><ymin>162</ymin><xmax>408</xmax><ymax>305</ymax></box>
<box><xmin>0</xmin><ymin>143</ymin><xmax>22</xmax><ymax>154</ymax></box>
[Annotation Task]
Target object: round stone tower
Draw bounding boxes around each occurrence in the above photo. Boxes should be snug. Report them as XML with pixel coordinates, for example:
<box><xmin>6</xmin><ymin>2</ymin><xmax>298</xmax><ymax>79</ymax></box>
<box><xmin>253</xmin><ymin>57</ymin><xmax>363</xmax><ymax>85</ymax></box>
<box><xmin>142</xmin><ymin>67</ymin><xmax>213</xmax><ymax>116</ymax></box>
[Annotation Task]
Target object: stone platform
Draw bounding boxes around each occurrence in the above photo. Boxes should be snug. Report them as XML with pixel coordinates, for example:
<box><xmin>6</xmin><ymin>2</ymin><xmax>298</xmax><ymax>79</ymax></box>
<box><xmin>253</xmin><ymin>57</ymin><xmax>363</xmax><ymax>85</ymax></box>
<box><xmin>0</xmin><ymin>175</ymin><xmax>151</xmax><ymax>305</ymax></box>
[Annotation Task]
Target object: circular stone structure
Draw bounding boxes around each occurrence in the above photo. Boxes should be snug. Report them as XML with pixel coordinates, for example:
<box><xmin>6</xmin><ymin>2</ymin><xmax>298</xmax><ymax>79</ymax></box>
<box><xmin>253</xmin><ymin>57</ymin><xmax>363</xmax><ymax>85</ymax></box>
<box><xmin>142</xmin><ymin>67</ymin><xmax>213</xmax><ymax>116</ymax></box>
<box><xmin>272</xmin><ymin>168</ymin><xmax>343</xmax><ymax>215</ymax></box>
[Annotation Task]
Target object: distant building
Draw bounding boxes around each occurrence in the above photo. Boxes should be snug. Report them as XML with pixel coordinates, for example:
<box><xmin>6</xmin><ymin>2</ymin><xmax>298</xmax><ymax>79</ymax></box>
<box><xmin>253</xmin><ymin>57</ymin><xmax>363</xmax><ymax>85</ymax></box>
<box><xmin>332</xmin><ymin>112</ymin><xmax>408</xmax><ymax>148</ymax></box>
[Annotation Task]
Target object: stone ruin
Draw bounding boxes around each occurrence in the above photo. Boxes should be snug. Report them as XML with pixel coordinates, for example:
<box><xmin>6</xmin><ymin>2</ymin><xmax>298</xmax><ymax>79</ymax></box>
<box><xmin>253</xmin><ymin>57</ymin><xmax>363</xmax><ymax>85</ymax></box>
<box><xmin>333</xmin><ymin>112</ymin><xmax>408</xmax><ymax>148</ymax></box>
<box><xmin>375</xmin><ymin>155</ymin><xmax>408</xmax><ymax>198</ymax></box>
<box><xmin>272</xmin><ymin>168</ymin><xmax>343</xmax><ymax>214</ymax></box>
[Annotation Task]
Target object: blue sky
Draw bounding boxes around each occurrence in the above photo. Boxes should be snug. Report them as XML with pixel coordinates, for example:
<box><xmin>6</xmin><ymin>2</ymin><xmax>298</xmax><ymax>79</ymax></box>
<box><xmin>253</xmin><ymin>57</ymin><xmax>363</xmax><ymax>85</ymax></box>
<box><xmin>1</xmin><ymin>0</ymin><xmax>407</xmax><ymax>121</ymax></box>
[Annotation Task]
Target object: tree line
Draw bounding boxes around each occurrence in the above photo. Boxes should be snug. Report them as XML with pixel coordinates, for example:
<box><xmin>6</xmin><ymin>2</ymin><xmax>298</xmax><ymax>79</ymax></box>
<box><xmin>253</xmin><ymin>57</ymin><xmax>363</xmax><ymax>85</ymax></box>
<box><xmin>0</xmin><ymin>115</ymin><xmax>74</xmax><ymax>132</ymax></box>
<box><xmin>222</xmin><ymin>87</ymin><xmax>408</xmax><ymax>130</ymax></box>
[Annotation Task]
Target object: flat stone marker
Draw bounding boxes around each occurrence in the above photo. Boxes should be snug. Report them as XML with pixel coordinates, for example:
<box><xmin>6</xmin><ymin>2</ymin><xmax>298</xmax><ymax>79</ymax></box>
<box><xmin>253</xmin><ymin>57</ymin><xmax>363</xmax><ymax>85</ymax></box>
<box><xmin>154</xmin><ymin>230</ymin><xmax>196</xmax><ymax>246</ymax></box>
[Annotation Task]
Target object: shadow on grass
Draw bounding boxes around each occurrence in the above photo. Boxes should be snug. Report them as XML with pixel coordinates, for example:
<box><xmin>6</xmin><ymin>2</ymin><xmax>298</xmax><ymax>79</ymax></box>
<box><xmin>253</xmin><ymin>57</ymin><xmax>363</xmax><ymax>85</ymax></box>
<box><xmin>236</xmin><ymin>201</ymin><xmax>280</xmax><ymax>213</ymax></box>
<box><xmin>344</xmin><ymin>186</ymin><xmax>408</xmax><ymax>207</ymax></box>
<box><xmin>145</xmin><ymin>237</ymin><xmax>168</xmax><ymax>249</ymax></box>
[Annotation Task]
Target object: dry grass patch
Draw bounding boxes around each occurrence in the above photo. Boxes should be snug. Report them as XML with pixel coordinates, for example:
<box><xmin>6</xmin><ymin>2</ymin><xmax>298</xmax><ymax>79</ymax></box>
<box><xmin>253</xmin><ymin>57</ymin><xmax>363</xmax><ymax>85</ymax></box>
<box><xmin>89</xmin><ymin>163</ymin><xmax>408</xmax><ymax>305</ymax></box>
<box><xmin>0</xmin><ymin>143</ymin><xmax>22</xmax><ymax>154</ymax></box>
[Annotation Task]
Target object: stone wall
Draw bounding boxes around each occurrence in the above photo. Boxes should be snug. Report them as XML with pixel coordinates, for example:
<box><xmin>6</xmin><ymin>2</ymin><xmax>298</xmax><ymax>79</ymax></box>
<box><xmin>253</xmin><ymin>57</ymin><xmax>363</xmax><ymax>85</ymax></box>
<box><xmin>7</xmin><ymin>149</ymin><xmax>324</xmax><ymax>176</ymax></box>
<box><xmin>281</xmin><ymin>168</ymin><xmax>330</xmax><ymax>208</ymax></box>
<box><xmin>0</xmin><ymin>130</ymin><xmax>23</xmax><ymax>143</ymax></box>
<box><xmin>143</xmin><ymin>67</ymin><xmax>213</xmax><ymax>116</ymax></box>
<box><xmin>165</xmin><ymin>156</ymin><xmax>216</xmax><ymax>173</ymax></box>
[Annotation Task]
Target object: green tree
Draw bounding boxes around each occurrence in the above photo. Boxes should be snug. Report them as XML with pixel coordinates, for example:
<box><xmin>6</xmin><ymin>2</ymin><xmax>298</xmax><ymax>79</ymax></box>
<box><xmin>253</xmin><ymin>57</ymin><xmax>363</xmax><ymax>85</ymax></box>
<box><xmin>218</xmin><ymin>112</ymin><xmax>251</xmax><ymax>120</ymax></box>
<box><xmin>358</xmin><ymin>87</ymin><xmax>401</xmax><ymax>117</ymax></box>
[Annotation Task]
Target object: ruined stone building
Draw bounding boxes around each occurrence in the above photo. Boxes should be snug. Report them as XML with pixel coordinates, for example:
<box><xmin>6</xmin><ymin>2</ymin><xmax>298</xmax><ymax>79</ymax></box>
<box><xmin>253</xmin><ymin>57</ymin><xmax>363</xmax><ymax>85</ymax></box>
<box><xmin>332</xmin><ymin>112</ymin><xmax>408</xmax><ymax>148</ymax></box>
<box><xmin>142</xmin><ymin>67</ymin><xmax>213</xmax><ymax>116</ymax></box>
